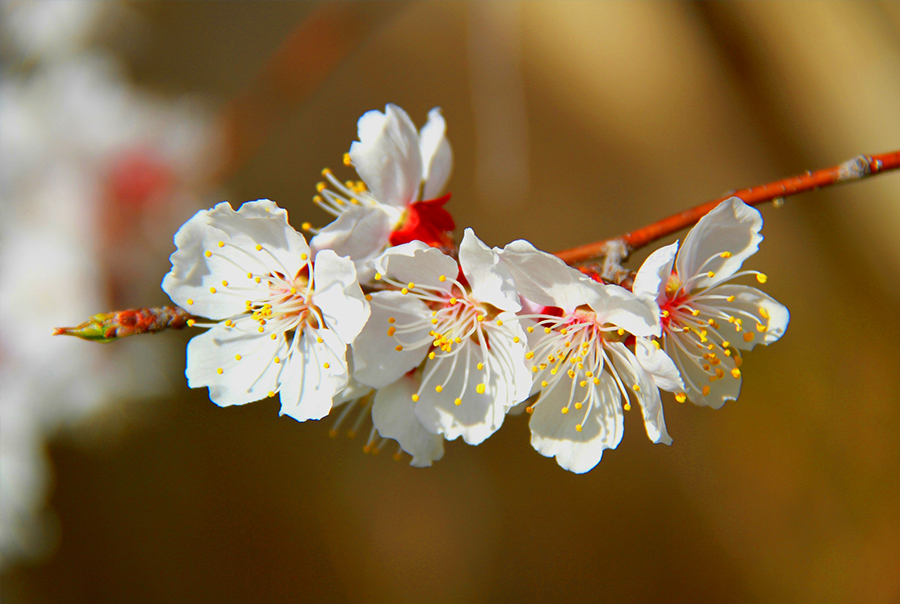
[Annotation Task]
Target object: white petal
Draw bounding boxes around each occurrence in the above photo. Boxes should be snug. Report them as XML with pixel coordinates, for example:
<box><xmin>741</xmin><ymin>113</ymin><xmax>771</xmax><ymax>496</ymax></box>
<box><xmin>699</xmin><ymin>284</ymin><xmax>789</xmax><ymax>350</ymax></box>
<box><xmin>529</xmin><ymin>372</ymin><xmax>624</xmax><ymax>474</ymax></box>
<box><xmin>185</xmin><ymin>323</ymin><xmax>284</xmax><ymax>406</ymax></box>
<box><xmin>163</xmin><ymin>200</ymin><xmax>310</xmax><ymax>320</ymax></box>
<box><xmin>372</xmin><ymin>376</ymin><xmax>444</xmax><ymax>467</ymax></box>
<box><xmin>352</xmin><ymin>291</ymin><xmax>430</xmax><ymax>388</ymax></box>
<box><xmin>632</xmin><ymin>242</ymin><xmax>678</xmax><ymax>303</ymax></box>
<box><xmin>677</xmin><ymin>197</ymin><xmax>762</xmax><ymax>290</ymax></box>
<box><xmin>458</xmin><ymin>228</ymin><xmax>520</xmax><ymax>312</ymax></box>
<box><xmin>635</xmin><ymin>336</ymin><xmax>683</xmax><ymax>392</ymax></box>
<box><xmin>666</xmin><ymin>337</ymin><xmax>741</xmax><ymax>409</ymax></box>
<box><xmin>588</xmin><ymin>284</ymin><xmax>661</xmax><ymax>338</ymax></box>
<box><xmin>500</xmin><ymin>239</ymin><xmax>595</xmax><ymax>312</ymax></box>
<box><xmin>310</xmin><ymin>205</ymin><xmax>392</xmax><ymax>279</ymax></box>
<box><xmin>607</xmin><ymin>342</ymin><xmax>672</xmax><ymax>445</ymax></box>
<box><xmin>419</xmin><ymin>107</ymin><xmax>453</xmax><ymax>199</ymax></box>
<box><xmin>279</xmin><ymin>327</ymin><xmax>348</xmax><ymax>422</ymax></box>
<box><xmin>349</xmin><ymin>104</ymin><xmax>423</xmax><ymax>208</ymax></box>
<box><xmin>312</xmin><ymin>250</ymin><xmax>370</xmax><ymax>345</ymax></box>
<box><xmin>373</xmin><ymin>240</ymin><xmax>458</xmax><ymax>291</ymax></box>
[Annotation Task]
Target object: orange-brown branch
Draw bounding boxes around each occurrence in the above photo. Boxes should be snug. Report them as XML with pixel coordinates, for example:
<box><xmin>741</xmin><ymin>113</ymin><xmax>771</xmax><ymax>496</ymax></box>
<box><xmin>555</xmin><ymin>151</ymin><xmax>900</xmax><ymax>265</ymax></box>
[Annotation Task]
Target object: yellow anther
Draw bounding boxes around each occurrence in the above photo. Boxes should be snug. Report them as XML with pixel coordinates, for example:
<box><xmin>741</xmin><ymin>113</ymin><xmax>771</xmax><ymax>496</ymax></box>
<box><xmin>525</xmin><ymin>351</ymin><xmax>534</xmax><ymax>359</ymax></box>
<box><xmin>585</xmin><ymin>370</ymin><xmax>593</xmax><ymax>378</ymax></box>
<box><xmin>218</xmin><ymin>241</ymin><xmax>225</xmax><ymax>248</ymax></box>
<box><xmin>187</xmin><ymin>319</ymin><xmax>196</xmax><ymax>327</ymax></box>
<box><xmin>374</xmin><ymin>273</ymin><xmax>382</xmax><ymax>280</ymax></box>
<box><xmin>532</xmin><ymin>366</ymin><xmax>539</xmax><ymax>373</ymax></box>
<box><xmin>225</xmin><ymin>320</ymin><xmax>233</xmax><ymax>327</ymax></box>
<box><xmin>652</xmin><ymin>340</ymin><xmax>661</xmax><ymax>349</ymax></box>
<box><xmin>632</xmin><ymin>384</ymin><xmax>641</xmax><ymax>392</ymax></box>
<box><xmin>731</xmin><ymin>368</ymin><xmax>741</xmax><ymax>378</ymax></box>
<box><xmin>756</xmin><ymin>323</ymin><xmax>767</xmax><ymax>332</ymax></box>
<box><xmin>759</xmin><ymin>307</ymin><xmax>770</xmax><ymax>320</ymax></box>
<box><xmin>401</xmin><ymin>288</ymin><xmax>409</xmax><ymax>295</ymax></box>
<box><xmin>270</xmin><ymin>333</ymin><xmax>277</xmax><ymax>340</ymax></box>
<box><xmin>477</xmin><ymin>363</ymin><xmax>484</xmax><ymax>370</ymax></box>
<box><xmin>513</xmin><ymin>336</ymin><xmax>520</xmax><ymax>343</ymax></box>
<box><xmin>395</xmin><ymin>344</ymin><xmax>403</xmax><ymax>351</ymax></box>
<box><xmin>186</xmin><ymin>298</ymin><xmax>194</xmax><ymax>305</ymax></box>
<box><xmin>258</xmin><ymin>326</ymin><xmax>265</xmax><ymax>333</ymax></box>
<box><xmin>204</xmin><ymin>250</ymin><xmax>212</xmax><ymax>258</ymax></box>
<box><xmin>317</xmin><ymin>337</ymin><xmax>323</xmax><ymax>343</ymax></box>
<box><xmin>313</xmin><ymin>195</ymin><xmax>323</xmax><ymax>204</ymax></box>
<box><xmin>496</xmin><ymin>319</ymin><xmax>504</xmax><ymax>326</ymax></box>
<box><xmin>617</xmin><ymin>328</ymin><xmax>625</xmax><ymax>336</ymax></box>
<box><xmin>387</xmin><ymin>327</ymin><xmax>396</xmax><ymax>337</ymax></box>
<box><xmin>273</xmin><ymin>357</ymin><xmax>280</xmax><ymax>364</ymax></box>
<box><xmin>428</xmin><ymin>352</ymin><xmax>436</xmax><ymax>360</ymax></box>
<box><xmin>435</xmin><ymin>385</ymin><xmax>443</xmax><ymax>393</ymax></box>
<box><xmin>476</xmin><ymin>384</ymin><xmax>486</xmax><ymax>394</ymax></box>
<box><xmin>707</xmin><ymin>271</ymin><xmax>716</xmax><ymax>278</ymax></box>
<box><xmin>454</xmin><ymin>398</ymin><xmax>462</xmax><ymax>406</ymax></box>
<box><xmin>743</xmin><ymin>332</ymin><xmax>754</xmax><ymax>342</ymax></box>
<box><xmin>268</xmin><ymin>391</ymin><xmax>275</xmax><ymax>398</ymax></box>
<box><xmin>724</xmin><ymin>349</ymin><xmax>732</xmax><ymax>356</ymax></box>
<box><xmin>561</xmin><ymin>407</ymin><xmax>569</xmax><ymax>415</ymax></box>
<box><xmin>575</xmin><ymin>424</ymin><xmax>583</xmax><ymax>432</ymax></box>
<box><xmin>449</xmin><ymin>298</ymin><xmax>457</xmax><ymax>305</ymax></box>
<box><xmin>216</xmin><ymin>367</ymin><xmax>224</xmax><ymax>375</ymax></box>
<box><xmin>209</xmin><ymin>287</ymin><xmax>217</xmax><ymax>294</ymax></box>
<box><xmin>477</xmin><ymin>315</ymin><xmax>484</xmax><ymax>322</ymax></box>
<box><xmin>733</xmin><ymin>355</ymin><xmax>743</xmax><ymax>367</ymax></box>
<box><xmin>726</xmin><ymin>295</ymin><xmax>736</xmax><ymax>302</ymax></box>
<box><xmin>579</xmin><ymin>380</ymin><xmax>587</xmax><ymax>388</ymax></box>
<box><xmin>544</xmin><ymin>327</ymin><xmax>552</xmax><ymax>334</ymax></box>
<box><xmin>691</xmin><ymin>309</ymin><xmax>701</xmax><ymax>317</ymax></box>
<box><xmin>411</xmin><ymin>394</ymin><xmax>419</xmax><ymax>402</ymax></box>
<box><xmin>343</xmin><ymin>152</ymin><xmax>352</xmax><ymax>166</ymax></box>
<box><xmin>593</xmin><ymin>377</ymin><xmax>600</xmax><ymax>385</ymax></box>
<box><xmin>527</xmin><ymin>326</ymin><xmax>535</xmax><ymax>333</ymax></box>
<box><xmin>675</xmin><ymin>393</ymin><xmax>687</xmax><ymax>403</ymax></box>
<box><xmin>365</xmin><ymin>294</ymin><xmax>372</xmax><ymax>301</ymax></box>
<box><xmin>316</xmin><ymin>182</ymin><xmax>326</xmax><ymax>192</ymax></box>
<box><xmin>721</xmin><ymin>340</ymin><xmax>730</xmax><ymax>348</ymax></box>
<box><xmin>541</xmin><ymin>380</ymin><xmax>549</xmax><ymax>388</ymax></box>
<box><xmin>222</xmin><ymin>280</ymin><xmax>229</xmax><ymax>287</ymax></box>
<box><xmin>300</xmin><ymin>253</ymin><xmax>308</xmax><ymax>261</ymax></box>
<box><xmin>407</xmin><ymin>282</ymin><xmax>415</xmax><ymax>289</ymax></box>
<box><xmin>301</xmin><ymin>222</ymin><xmax>312</xmax><ymax>231</ymax></box>
<box><xmin>254</xmin><ymin>277</ymin><xmax>261</xmax><ymax>284</ymax></box>
<box><xmin>321</xmin><ymin>167</ymin><xmax>332</xmax><ymax>176</ymax></box>
<box><xmin>567</xmin><ymin>370</ymin><xmax>576</xmax><ymax>379</ymax></box>
<box><xmin>702</xmin><ymin>385</ymin><xmax>711</xmax><ymax>396</ymax></box>
<box><xmin>624</xmin><ymin>403</ymin><xmax>632</xmax><ymax>411</ymax></box>
<box><xmin>560</xmin><ymin>328</ymin><xmax>568</xmax><ymax>335</ymax></box>
<box><xmin>728</xmin><ymin>316</ymin><xmax>735</xmax><ymax>323</ymax></box>
<box><xmin>756</xmin><ymin>273</ymin><xmax>768</xmax><ymax>284</ymax></box>
<box><xmin>662</xmin><ymin>310</ymin><xmax>669</xmax><ymax>317</ymax></box>
<box><xmin>703</xmin><ymin>364</ymin><xmax>711</xmax><ymax>371</ymax></box>
<box><xmin>574</xmin><ymin>403</ymin><xmax>583</xmax><ymax>410</ymax></box>
<box><xmin>720</xmin><ymin>251</ymin><xmax>732</xmax><ymax>258</ymax></box>
<box><xmin>439</xmin><ymin>275</ymin><xmax>446</xmax><ymax>282</ymax></box>
<box><xmin>525</xmin><ymin>406</ymin><xmax>534</xmax><ymax>415</ymax></box>
<box><xmin>290</xmin><ymin>287</ymin><xmax>297</xmax><ymax>295</ymax></box>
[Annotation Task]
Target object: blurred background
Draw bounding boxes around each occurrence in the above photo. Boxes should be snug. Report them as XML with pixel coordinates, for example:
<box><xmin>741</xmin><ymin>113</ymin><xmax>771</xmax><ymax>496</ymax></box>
<box><xmin>2</xmin><ymin>2</ymin><xmax>899</xmax><ymax>602</ymax></box>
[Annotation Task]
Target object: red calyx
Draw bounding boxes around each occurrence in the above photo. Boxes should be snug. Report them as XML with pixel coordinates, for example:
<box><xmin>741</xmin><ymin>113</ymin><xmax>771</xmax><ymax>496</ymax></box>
<box><xmin>389</xmin><ymin>193</ymin><xmax>456</xmax><ymax>248</ymax></box>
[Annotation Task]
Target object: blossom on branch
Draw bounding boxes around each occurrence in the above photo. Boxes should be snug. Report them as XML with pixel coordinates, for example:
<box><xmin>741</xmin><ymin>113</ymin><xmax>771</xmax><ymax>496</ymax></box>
<box><xmin>500</xmin><ymin>241</ymin><xmax>682</xmax><ymax>474</ymax></box>
<box><xmin>352</xmin><ymin>229</ymin><xmax>531</xmax><ymax>445</ymax></box>
<box><xmin>162</xmin><ymin>200</ymin><xmax>369</xmax><ymax>422</ymax></box>
<box><xmin>311</xmin><ymin>104</ymin><xmax>455</xmax><ymax>279</ymax></box>
<box><xmin>633</xmin><ymin>197</ymin><xmax>789</xmax><ymax>408</ymax></box>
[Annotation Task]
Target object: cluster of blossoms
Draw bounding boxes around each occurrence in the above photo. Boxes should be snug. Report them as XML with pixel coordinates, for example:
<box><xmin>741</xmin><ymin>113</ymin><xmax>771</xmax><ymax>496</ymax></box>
<box><xmin>162</xmin><ymin>105</ymin><xmax>789</xmax><ymax>473</ymax></box>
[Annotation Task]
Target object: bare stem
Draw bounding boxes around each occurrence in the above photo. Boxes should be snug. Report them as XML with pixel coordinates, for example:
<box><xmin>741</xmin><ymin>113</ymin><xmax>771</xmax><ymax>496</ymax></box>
<box><xmin>555</xmin><ymin>151</ymin><xmax>900</xmax><ymax>266</ymax></box>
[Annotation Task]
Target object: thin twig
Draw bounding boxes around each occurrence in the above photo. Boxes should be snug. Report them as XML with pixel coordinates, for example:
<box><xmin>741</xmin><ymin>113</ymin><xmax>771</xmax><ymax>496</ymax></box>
<box><xmin>555</xmin><ymin>151</ymin><xmax>900</xmax><ymax>265</ymax></box>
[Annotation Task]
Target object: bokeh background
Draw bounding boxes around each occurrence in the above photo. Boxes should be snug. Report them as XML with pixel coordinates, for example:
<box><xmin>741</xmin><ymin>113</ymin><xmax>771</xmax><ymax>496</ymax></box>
<box><xmin>3</xmin><ymin>2</ymin><xmax>900</xmax><ymax>602</ymax></box>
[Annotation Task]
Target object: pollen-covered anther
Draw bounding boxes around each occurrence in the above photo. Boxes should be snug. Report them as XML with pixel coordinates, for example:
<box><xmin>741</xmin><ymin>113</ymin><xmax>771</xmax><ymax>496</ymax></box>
<box><xmin>624</xmin><ymin>403</ymin><xmax>632</xmax><ymax>411</ymax></box>
<box><xmin>454</xmin><ymin>398</ymin><xmax>462</xmax><ymax>406</ymax></box>
<box><xmin>575</xmin><ymin>424</ymin><xmax>583</xmax><ymax>432</ymax></box>
<box><xmin>719</xmin><ymin>251</ymin><xmax>732</xmax><ymax>258</ymax></box>
<box><xmin>235</xmin><ymin>354</ymin><xmax>242</xmax><ymax>361</ymax></box>
<box><xmin>707</xmin><ymin>271</ymin><xmax>716</xmax><ymax>278</ymax></box>
<box><xmin>217</xmin><ymin>241</ymin><xmax>225</xmax><ymax>248</ymax></box>
<box><xmin>204</xmin><ymin>251</ymin><xmax>212</xmax><ymax>258</ymax></box>
<box><xmin>411</xmin><ymin>394</ymin><xmax>419</xmax><ymax>402</ymax></box>
<box><xmin>561</xmin><ymin>407</ymin><xmax>569</xmax><ymax>414</ymax></box>
<box><xmin>743</xmin><ymin>332</ymin><xmax>754</xmax><ymax>342</ymax></box>
<box><xmin>395</xmin><ymin>344</ymin><xmax>403</xmax><ymax>351</ymax></box>
<box><xmin>757</xmin><ymin>323</ymin><xmax>767</xmax><ymax>332</ymax></box>
<box><xmin>632</xmin><ymin>384</ymin><xmax>641</xmax><ymax>392</ymax></box>
<box><xmin>476</xmin><ymin>384</ymin><xmax>486</xmax><ymax>394</ymax></box>
<box><xmin>756</xmin><ymin>273</ymin><xmax>768</xmax><ymax>284</ymax></box>
<box><xmin>273</xmin><ymin>357</ymin><xmax>280</xmax><ymax>364</ymax></box>
<box><xmin>435</xmin><ymin>385</ymin><xmax>443</xmax><ymax>393</ymax></box>
<box><xmin>476</xmin><ymin>363</ymin><xmax>484</xmax><ymax>370</ymax></box>
<box><xmin>675</xmin><ymin>393</ymin><xmax>687</xmax><ymax>403</ymax></box>
<box><xmin>323</xmin><ymin>362</ymin><xmax>330</xmax><ymax>369</ymax></box>
<box><xmin>216</xmin><ymin>367</ymin><xmax>224</xmax><ymax>375</ymax></box>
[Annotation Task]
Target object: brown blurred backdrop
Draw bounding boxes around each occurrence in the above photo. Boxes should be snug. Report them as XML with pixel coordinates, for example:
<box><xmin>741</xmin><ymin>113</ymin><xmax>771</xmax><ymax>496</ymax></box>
<box><xmin>4</xmin><ymin>2</ymin><xmax>900</xmax><ymax>602</ymax></box>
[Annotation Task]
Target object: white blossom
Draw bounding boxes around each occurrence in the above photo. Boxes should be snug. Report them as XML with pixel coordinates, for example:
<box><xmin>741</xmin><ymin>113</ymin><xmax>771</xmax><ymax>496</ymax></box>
<box><xmin>633</xmin><ymin>197</ymin><xmax>789</xmax><ymax>408</ymax></box>
<box><xmin>162</xmin><ymin>200</ymin><xmax>369</xmax><ymax>422</ymax></box>
<box><xmin>352</xmin><ymin>229</ymin><xmax>531</xmax><ymax>445</ymax></box>
<box><xmin>501</xmin><ymin>240</ymin><xmax>680</xmax><ymax>473</ymax></box>
<box><xmin>310</xmin><ymin>104</ymin><xmax>454</xmax><ymax>278</ymax></box>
